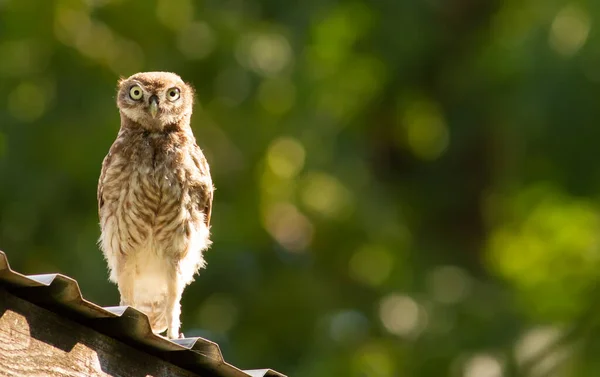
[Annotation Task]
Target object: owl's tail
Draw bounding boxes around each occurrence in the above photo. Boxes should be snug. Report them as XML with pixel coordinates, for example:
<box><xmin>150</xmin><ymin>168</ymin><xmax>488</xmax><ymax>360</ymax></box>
<box><xmin>136</xmin><ymin>299</ymin><xmax>168</xmax><ymax>334</ymax></box>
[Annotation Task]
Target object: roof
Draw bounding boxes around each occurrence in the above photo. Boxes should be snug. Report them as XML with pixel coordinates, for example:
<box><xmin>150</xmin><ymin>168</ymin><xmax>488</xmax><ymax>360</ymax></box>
<box><xmin>0</xmin><ymin>250</ymin><xmax>286</xmax><ymax>377</ymax></box>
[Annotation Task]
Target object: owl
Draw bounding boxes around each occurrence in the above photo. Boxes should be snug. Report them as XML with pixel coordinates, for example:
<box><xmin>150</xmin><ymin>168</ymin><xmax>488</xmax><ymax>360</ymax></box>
<box><xmin>98</xmin><ymin>72</ymin><xmax>213</xmax><ymax>339</ymax></box>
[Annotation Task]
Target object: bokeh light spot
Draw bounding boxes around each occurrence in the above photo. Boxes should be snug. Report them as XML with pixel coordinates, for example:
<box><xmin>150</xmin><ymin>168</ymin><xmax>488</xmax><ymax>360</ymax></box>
<box><xmin>263</xmin><ymin>203</ymin><xmax>314</xmax><ymax>252</ymax></box>
<box><xmin>300</xmin><ymin>172</ymin><xmax>353</xmax><ymax>219</ymax></box>
<box><xmin>107</xmin><ymin>39</ymin><xmax>145</xmax><ymax>74</ymax></box>
<box><xmin>353</xmin><ymin>343</ymin><xmax>395</xmax><ymax>377</ymax></box>
<box><xmin>177</xmin><ymin>21</ymin><xmax>216</xmax><ymax>60</ymax></box>
<box><xmin>54</xmin><ymin>7</ymin><xmax>92</xmax><ymax>47</ymax></box>
<box><xmin>348</xmin><ymin>244</ymin><xmax>393</xmax><ymax>287</ymax></box>
<box><xmin>236</xmin><ymin>33</ymin><xmax>293</xmax><ymax>76</ymax></box>
<box><xmin>156</xmin><ymin>0</ymin><xmax>193</xmax><ymax>30</ymax></box>
<box><xmin>379</xmin><ymin>294</ymin><xmax>427</xmax><ymax>338</ymax></box>
<box><xmin>266</xmin><ymin>137</ymin><xmax>305</xmax><ymax>179</ymax></box>
<box><xmin>328</xmin><ymin>310</ymin><xmax>369</xmax><ymax>344</ymax></box>
<box><xmin>427</xmin><ymin>265</ymin><xmax>471</xmax><ymax>304</ymax></box>
<box><xmin>463</xmin><ymin>354</ymin><xmax>503</xmax><ymax>377</ymax></box>
<box><xmin>8</xmin><ymin>82</ymin><xmax>47</xmax><ymax>123</ymax></box>
<box><xmin>487</xmin><ymin>184</ymin><xmax>600</xmax><ymax>319</ymax></box>
<box><xmin>312</xmin><ymin>56</ymin><xmax>386</xmax><ymax>122</ymax></box>
<box><xmin>77</xmin><ymin>22</ymin><xmax>116</xmax><ymax>61</ymax></box>
<box><xmin>54</xmin><ymin>5</ymin><xmax>143</xmax><ymax>73</ymax></box>
<box><xmin>398</xmin><ymin>97</ymin><xmax>449</xmax><ymax>160</ymax></box>
<box><xmin>308</xmin><ymin>2</ymin><xmax>374</xmax><ymax>74</ymax></box>
<box><xmin>0</xmin><ymin>40</ymin><xmax>46</xmax><ymax>78</ymax></box>
<box><xmin>259</xmin><ymin>169</ymin><xmax>295</xmax><ymax>203</ymax></box>
<box><xmin>515</xmin><ymin>326</ymin><xmax>571</xmax><ymax>377</ymax></box>
<box><xmin>549</xmin><ymin>5</ymin><xmax>590</xmax><ymax>57</ymax></box>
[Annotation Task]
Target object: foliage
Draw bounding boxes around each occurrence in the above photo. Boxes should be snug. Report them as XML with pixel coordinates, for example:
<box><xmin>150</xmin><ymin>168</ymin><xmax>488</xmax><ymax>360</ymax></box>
<box><xmin>1</xmin><ymin>0</ymin><xmax>600</xmax><ymax>376</ymax></box>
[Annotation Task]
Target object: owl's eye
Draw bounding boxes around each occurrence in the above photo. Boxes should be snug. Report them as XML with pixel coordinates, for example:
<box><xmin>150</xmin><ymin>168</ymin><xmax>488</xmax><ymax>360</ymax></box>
<box><xmin>167</xmin><ymin>88</ymin><xmax>180</xmax><ymax>102</ymax></box>
<box><xmin>129</xmin><ymin>85</ymin><xmax>143</xmax><ymax>100</ymax></box>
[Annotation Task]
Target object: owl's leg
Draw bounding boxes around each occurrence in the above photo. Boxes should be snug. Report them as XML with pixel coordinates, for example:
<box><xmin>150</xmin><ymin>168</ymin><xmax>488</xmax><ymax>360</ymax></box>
<box><xmin>116</xmin><ymin>264</ymin><xmax>136</xmax><ymax>307</ymax></box>
<box><xmin>165</xmin><ymin>267</ymin><xmax>185</xmax><ymax>339</ymax></box>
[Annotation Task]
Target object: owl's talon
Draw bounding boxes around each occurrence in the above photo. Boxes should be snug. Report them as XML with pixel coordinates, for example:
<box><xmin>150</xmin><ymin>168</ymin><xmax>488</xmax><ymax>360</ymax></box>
<box><xmin>179</xmin><ymin>332</ymin><xmax>185</xmax><ymax>339</ymax></box>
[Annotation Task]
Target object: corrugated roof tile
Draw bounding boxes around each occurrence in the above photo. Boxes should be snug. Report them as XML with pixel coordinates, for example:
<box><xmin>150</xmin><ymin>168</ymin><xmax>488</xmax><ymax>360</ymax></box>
<box><xmin>0</xmin><ymin>250</ymin><xmax>286</xmax><ymax>377</ymax></box>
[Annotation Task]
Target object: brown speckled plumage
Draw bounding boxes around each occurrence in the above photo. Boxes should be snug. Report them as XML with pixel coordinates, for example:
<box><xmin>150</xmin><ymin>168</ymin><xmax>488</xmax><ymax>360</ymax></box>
<box><xmin>98</xmin><ymin>72</ymin><xmax>213</xmax><ymax>339</ymax></box>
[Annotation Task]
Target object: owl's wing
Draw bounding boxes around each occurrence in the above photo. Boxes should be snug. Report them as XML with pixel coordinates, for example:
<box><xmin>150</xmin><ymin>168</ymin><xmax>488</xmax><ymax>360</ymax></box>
<box><xmin>204</xmin><ymin>182</ymin><xmax>213</xmax><ymax>228</ymax></box>
<box><xmin>97</xmin><ymin>152</ymin><xmax>113</xmax><ymax>215</ymax></box>
<box><xmin>192</xmin><ymin>144</ymin><xmax>214</xmax><ymax>228</ymax></box>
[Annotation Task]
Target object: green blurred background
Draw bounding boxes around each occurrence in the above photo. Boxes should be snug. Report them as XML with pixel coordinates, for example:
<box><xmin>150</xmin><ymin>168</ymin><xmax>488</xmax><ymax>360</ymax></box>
<box><xmin>2</xmin><ymin>0</ymin><xmax>600</xmax><ymax>376</ymax></box>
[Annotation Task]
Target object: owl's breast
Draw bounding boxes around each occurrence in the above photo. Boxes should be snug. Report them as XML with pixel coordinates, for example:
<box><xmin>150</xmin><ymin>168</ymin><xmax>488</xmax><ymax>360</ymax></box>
<box><xmin>100</xmin><ymin>139</ymin><xmax>190</xmax><ymax>254</ymax></box>
<box><xmin>132</xmin><ymin>148</ymin><xmax>187</xmax><ymax>234</ymax></box>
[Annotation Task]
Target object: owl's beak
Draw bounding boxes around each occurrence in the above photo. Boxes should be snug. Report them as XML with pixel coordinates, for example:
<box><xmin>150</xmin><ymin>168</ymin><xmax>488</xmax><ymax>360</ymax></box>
<box><xmin>149</xmin><ymin>95</ymin><xmax>159</xmax><ymax>118</ymax></box>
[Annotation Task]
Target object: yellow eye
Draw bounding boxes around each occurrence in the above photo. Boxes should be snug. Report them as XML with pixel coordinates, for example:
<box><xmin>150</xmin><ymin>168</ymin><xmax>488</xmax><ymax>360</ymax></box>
<box><xmin>129</xmin><ymin>85</ymin><xmax>143</xmax><ymax>100</ymax></box>
<box><xmin>167</xmin><ymin>88</ymin><xmax>180</xmax><ymax>102</ymax></box>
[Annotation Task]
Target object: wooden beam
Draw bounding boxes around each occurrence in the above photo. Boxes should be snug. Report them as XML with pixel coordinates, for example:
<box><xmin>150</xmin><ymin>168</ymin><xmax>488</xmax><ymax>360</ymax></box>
<box><xmin>0</xmin><ymin>288</ymin><xmax>202</xmax><ymax>377</ymax></box>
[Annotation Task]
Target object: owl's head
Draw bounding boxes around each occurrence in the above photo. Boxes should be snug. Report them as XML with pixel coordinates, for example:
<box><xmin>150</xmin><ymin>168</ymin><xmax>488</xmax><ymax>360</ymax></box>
<box><xmin>117</xmin><ymin>71</ymin><xmax>195</xmax><ymax>130</ymax></box>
